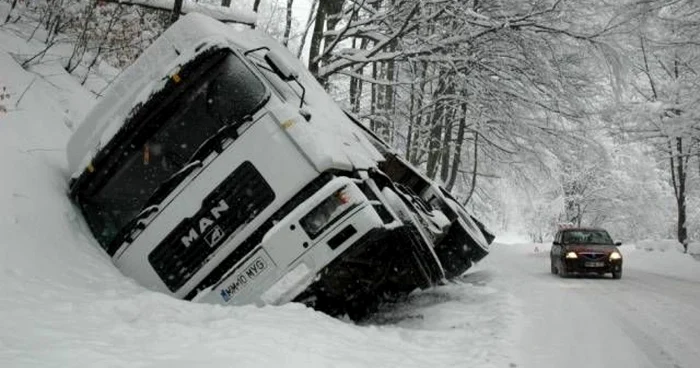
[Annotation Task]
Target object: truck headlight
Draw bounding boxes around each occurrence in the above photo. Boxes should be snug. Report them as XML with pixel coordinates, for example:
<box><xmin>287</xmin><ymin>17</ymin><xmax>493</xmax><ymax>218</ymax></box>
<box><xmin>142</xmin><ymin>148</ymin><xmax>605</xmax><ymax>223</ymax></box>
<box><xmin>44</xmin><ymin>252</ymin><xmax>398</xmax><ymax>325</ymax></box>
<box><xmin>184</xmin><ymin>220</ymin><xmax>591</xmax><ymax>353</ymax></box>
<box><xmin>565</xmin><ymin>251</ymin><xmax>578</xmax><ymax>259</ymax></box>
<box><xmin>300</xmin><ymin>186</ymin><xmax>360</xmax><ymax>239</ymax></box>
<box><xmin>609</xmin><ymin>252</ymin><xmax>622</xmax><ymax>260</ymax></box>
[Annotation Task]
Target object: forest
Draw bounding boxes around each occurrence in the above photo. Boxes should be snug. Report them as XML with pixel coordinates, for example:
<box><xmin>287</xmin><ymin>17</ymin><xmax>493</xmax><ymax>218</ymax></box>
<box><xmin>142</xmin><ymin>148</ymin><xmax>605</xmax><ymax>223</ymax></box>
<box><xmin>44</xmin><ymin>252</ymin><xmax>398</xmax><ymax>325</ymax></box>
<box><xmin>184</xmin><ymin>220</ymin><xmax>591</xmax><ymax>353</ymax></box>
<box><xmin>2</xmin><ymin>0</ymin><xmax>698</xmax><ymax>247</ymax></box>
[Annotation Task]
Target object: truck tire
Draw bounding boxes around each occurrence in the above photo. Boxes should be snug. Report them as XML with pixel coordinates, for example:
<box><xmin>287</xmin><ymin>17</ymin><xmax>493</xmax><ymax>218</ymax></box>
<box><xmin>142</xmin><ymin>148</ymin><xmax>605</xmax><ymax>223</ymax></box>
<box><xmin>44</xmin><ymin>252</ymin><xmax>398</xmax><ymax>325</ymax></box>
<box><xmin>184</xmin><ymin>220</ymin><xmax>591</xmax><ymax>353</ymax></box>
<box><xmin>381</xmin><ymin>187</ymin><xmax>445</xmax><ymax>284</ymax></box>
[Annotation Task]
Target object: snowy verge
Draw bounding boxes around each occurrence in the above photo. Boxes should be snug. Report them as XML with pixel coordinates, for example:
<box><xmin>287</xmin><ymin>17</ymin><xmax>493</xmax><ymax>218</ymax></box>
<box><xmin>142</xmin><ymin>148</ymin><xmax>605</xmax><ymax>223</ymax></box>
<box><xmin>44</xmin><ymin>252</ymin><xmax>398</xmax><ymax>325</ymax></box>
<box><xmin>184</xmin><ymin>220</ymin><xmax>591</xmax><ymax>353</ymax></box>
<box><xmin>619</xmin><ymin>240</ymin><xmax>700</xmax><ymax>281</ymax></box>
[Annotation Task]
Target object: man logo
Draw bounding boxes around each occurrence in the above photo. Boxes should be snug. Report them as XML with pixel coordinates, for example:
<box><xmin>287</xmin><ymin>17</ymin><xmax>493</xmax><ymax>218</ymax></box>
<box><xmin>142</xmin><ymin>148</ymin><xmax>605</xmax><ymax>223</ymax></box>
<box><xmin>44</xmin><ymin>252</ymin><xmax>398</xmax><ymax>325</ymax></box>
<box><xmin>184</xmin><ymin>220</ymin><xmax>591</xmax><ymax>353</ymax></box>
<box><xmin>180</xmin><ymin>199</ymin><xmax>229</xmax><ymax>247</ymax></box>
<box><xmin>205</xmin><ymin>225</ymin><xmax>226</xmax><ymax>247</ymax></box>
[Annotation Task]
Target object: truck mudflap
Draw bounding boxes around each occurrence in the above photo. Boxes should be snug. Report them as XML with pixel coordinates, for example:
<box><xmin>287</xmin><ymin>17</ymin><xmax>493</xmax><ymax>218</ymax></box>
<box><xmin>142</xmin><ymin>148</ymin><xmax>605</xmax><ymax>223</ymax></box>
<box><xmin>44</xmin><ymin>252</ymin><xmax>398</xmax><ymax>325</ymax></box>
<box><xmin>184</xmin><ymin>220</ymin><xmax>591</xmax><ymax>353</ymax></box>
<box><xmin>293</xmin><ymin>225</ymin><xmax>444</xmax><ymax>320</ymax></box>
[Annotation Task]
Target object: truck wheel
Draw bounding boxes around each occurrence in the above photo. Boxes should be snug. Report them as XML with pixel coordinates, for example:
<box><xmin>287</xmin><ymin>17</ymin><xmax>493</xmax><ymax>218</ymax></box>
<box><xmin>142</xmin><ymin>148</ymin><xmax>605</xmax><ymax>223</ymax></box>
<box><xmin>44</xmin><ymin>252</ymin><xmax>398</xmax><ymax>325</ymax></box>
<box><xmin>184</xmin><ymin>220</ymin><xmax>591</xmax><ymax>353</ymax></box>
<box><xmin>381</xmin><ymin>187</ymin><xmax>434</xmax><ymax>246</ymax></box>
<box><xmin>381</xmin><ymin>187</ymin><xmax>444</xmax><ymax>284</ymax></box>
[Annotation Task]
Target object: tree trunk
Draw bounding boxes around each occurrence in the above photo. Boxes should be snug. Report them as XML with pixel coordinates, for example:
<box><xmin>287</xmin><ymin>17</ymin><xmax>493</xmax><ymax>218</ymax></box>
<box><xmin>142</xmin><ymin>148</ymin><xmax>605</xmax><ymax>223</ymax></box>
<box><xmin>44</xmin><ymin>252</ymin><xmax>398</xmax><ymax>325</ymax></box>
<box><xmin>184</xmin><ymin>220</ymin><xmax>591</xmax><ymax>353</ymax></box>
<box><xmin>171</xmin><ymin>0</ymin><xmax>183</xmax><ymax>24</ymax></box>
<box><xmin>446</xmin><ymin>103</ymin><xmax>468</xmax><ymax>191</ymax></box>
<box><xmin>425</xmin><ymin>107</ymin><xmax>445</xmax><ymax>179</ymax></box>
<box><xmin>349</xmin><ymin>71</ymin><xmax>363</xmax><ymax>113</ymax></box>
<box><xmin>463</xmin><ymin>132</ymin><xmax>479</xmax><ymax>206</ymax></box>
<box><xmin>384</xmin><ymin>41</ymin><xmax>397</xmax><ymax>145</ymax></box>
<box><xmin>406</xmin><ymin>66</ymin><xmax>416</xmax><ymax>160</ymax></box>
<box><xmin>4</xmin><ymin>0</ymin><xmax>19</xmax><ymax>24</ymax></box>
<box><xmin>409</xmin><ymin>61</ymin><xmax>429</xmax><ymax>165</ymax></box>
<box><xmin>349</xmin><ymin>39</ymin><xmax>368</xmax><ymax>113</ymax></box>
<box><xmin>439</xmin><ymin>110</ymin><xmax>455</xmax><ymax>183</ymax></box>
<box><xmin>283</xmin><ymin>0</ymin><xmax>294</xmax><ymax>47</ymax></box>
<box><xmin>307</xmin><ymin>3</ymin><xmax>326</xmax><ymax>80</ymax></box>
<box><xmin>296</xmin><ymin>0</ymin><xmax>318</xmax><ymax>59</ymax></box>
<box><xmin>425</xmin><ymin>77</ymin><xmax>452</xmax><ymax>179</ymax></box>
<box><xmin>323</xmin><ymin>0</ymin><xmax>343</xmax><ymax>71</ymax></box>
<box><xmin>671</xmin><ymin>137</ymin><xmax>688</xmax><ymax>252</ymax></box>
<box><xmin>370</xmin><ymin>62</ymin><xmax>378</xmax><ymax>131</ymax></box>
<box><xmin>308</xmin><ymin>0</ymin><xmax>343</xmax><ymax>85</ymax></box>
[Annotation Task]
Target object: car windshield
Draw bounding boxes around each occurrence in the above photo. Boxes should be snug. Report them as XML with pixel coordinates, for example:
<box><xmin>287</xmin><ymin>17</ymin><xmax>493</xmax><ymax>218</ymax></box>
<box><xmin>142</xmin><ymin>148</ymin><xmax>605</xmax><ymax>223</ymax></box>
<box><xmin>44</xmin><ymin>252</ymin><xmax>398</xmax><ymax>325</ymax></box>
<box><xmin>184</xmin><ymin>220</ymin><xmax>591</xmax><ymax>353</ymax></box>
<box><xmin>562</xmin><ymin>230</ymin><xmax>614</xmax><ymax>245</ymax></box>
<box><xmin>77</xmin><ymin>51</ymin><xmax>268</xmax><ymax>250</ymax></box>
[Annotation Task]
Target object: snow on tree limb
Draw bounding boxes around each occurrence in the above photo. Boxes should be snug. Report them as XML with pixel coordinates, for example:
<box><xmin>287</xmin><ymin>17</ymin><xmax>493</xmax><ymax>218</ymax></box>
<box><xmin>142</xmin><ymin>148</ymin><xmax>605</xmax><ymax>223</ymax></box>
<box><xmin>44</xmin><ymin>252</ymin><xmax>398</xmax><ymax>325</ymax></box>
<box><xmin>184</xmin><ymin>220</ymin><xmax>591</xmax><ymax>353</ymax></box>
<box><xmin>107</xmin><ymin>0</ymin><xmax>257</xmax><ymax>26</ymax></box>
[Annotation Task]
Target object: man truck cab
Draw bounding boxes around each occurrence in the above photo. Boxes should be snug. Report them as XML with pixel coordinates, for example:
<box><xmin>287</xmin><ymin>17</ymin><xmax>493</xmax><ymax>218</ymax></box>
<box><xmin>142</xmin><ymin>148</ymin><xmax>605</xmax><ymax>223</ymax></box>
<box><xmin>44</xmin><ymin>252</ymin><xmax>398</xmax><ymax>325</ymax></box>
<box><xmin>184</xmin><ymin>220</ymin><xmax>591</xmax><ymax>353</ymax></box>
<box><xmin>66</xmin><ymin>13</ymin><xmax>492</xmax><ymax>318</ymax></box>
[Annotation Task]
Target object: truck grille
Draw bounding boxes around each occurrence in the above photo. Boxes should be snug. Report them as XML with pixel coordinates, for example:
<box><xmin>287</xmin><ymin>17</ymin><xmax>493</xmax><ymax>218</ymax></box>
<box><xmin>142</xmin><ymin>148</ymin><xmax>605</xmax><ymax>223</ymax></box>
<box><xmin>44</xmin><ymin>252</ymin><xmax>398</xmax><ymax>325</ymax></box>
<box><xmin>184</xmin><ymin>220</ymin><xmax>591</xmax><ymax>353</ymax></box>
<box><xmin>184</xmin><ymin>172</ymin><xmax>334</xmax><ymax>300</ymax></box>
<box><xmin>148</xmin><ymin>161</ymin><xmax>274</xmax><ymax>292</ymax></box>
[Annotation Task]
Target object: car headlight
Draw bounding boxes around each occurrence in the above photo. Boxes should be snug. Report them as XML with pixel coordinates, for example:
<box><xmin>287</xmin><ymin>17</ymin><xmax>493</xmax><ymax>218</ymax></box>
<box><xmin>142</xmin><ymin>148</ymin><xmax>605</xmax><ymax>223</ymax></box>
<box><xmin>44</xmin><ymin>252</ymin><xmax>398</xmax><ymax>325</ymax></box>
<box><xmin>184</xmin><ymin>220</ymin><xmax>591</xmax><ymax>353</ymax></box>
<box><xmin>300</xmin><ymin>186</ymin><xmax>361</xmax><ymax>239</ymax></box>
<box><xmin>609</xmin><ymin>252</ymin><xmax>622</xmax><ymax>260</ymax></box>
<box><xmin>565</xmin><ymin>251</ymin><xmax>578</xmax><ymax>259</ymax></box>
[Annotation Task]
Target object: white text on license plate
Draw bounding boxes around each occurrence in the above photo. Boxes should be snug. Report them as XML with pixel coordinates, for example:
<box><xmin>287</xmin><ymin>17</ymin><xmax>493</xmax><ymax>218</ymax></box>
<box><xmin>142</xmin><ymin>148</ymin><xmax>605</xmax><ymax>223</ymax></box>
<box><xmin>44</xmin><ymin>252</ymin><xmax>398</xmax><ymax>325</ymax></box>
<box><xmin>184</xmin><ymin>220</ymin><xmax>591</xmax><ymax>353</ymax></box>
<box><xmin>220</xmin><ymin>256</ymin><xmax>268</xmax><ymax>302</ymax></box>
<box><xmin>585</xmin><ymin>262</ymin><xmax>604</xmax><ymax>267</ymax></box>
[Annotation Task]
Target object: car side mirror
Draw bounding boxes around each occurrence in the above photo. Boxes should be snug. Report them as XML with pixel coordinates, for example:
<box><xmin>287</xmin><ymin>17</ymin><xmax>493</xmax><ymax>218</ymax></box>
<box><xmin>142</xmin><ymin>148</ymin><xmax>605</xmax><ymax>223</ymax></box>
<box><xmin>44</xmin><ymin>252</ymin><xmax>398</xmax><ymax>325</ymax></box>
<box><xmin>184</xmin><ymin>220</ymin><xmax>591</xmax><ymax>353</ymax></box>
<box><xmin>553</xmin><ymin>241</ymin><xmax>560</xmax><ymax>246</ymax></box>
<box><xmin>615</xmin><ymin>241</ymin><xmax>622</xmax><ymax>246</ymax></box>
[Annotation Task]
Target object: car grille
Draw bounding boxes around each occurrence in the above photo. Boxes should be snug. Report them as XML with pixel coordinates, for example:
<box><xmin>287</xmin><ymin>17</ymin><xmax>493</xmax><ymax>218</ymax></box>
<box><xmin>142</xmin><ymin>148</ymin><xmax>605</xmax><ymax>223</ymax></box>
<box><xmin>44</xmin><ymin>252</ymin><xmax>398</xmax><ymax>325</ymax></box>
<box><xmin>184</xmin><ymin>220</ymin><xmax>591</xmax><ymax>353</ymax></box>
<box><xmin>579</xmin><ymin>252</ymin><xmax>606</xmax><ymax>261</ymax></box>
<box><xmin>148</xmin><ymin>161</ymin><xmax>275</xmax><ymax>292</ymax></box>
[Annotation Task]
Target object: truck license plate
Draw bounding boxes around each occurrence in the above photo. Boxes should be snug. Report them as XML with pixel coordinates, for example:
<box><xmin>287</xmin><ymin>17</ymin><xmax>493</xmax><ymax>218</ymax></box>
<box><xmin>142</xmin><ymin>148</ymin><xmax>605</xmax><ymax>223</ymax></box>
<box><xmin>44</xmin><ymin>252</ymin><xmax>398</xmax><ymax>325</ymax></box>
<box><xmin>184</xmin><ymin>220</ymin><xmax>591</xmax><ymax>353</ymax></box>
<box><xmin>220</xmin><ymin>255</ymin><xmax>269</xmax><ymax>302</ymax></box>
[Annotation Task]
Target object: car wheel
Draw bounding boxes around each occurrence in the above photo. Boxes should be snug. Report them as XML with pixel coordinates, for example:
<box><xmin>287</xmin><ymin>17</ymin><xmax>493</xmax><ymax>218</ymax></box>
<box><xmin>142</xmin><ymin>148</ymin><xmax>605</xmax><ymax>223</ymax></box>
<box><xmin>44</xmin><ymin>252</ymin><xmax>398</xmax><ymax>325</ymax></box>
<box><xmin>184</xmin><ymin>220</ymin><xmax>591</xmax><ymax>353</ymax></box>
<box><xmin>550</xmin><ymin>260</ymin><xmax>557</xmax><ymax>274</ymax></box>
<box><xmin>558</xmin><ymin>263</ymin><xmax>568</xmax><ymax>278</ymax></box>
<box><xmin>612</xmin><ymin>270</ymin><xmax>622</xmax><ymax>279</ymax></box>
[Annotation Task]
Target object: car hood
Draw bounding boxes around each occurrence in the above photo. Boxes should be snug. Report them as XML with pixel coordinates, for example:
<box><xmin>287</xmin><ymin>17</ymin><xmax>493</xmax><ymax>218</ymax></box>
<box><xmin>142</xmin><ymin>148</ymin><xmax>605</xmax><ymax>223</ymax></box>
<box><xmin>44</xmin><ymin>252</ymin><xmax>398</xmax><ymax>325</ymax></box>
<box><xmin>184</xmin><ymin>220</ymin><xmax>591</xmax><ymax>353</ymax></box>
<box><xmin>564</xmin><ymin>244</ymin><xmax>620</xmax><ymax>254</ymax></box>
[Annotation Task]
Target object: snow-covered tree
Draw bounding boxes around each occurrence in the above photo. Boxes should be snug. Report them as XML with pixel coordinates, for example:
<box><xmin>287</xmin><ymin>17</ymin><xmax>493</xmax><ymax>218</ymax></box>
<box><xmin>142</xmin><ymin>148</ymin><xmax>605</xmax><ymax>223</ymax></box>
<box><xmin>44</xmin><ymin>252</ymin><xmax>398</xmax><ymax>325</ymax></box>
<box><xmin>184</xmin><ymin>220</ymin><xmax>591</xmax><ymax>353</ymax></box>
<box><xmin>611</xmin><ymin>0</ymin><xmax>700</xmax><ymax>251</ymax></box>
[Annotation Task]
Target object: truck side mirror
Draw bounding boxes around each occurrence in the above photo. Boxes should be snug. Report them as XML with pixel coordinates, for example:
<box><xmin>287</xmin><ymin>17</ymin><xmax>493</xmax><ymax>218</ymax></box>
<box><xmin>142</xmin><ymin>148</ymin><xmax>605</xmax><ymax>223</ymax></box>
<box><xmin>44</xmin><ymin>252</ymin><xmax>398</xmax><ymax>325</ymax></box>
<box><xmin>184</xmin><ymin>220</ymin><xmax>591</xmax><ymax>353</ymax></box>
<box><xmin>265</xmin><ymin>50</ymin><xmax>298</xmax><ymax>81</ymax></box>
<box><xmin>264</xmin><ymin>50</ymin><xmax>306</xmax><ymax>108</ymax></box>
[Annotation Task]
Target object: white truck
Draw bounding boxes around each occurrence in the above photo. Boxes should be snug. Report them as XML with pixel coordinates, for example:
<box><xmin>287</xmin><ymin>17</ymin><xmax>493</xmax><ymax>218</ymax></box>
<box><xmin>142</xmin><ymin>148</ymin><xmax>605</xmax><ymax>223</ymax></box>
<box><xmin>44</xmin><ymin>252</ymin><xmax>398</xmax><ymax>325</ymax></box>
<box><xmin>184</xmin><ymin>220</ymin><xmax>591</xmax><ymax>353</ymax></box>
<box><xmin>66</xmin><ymin>13</ymin><xmax>492</xmax><ymax>319</ymax></box>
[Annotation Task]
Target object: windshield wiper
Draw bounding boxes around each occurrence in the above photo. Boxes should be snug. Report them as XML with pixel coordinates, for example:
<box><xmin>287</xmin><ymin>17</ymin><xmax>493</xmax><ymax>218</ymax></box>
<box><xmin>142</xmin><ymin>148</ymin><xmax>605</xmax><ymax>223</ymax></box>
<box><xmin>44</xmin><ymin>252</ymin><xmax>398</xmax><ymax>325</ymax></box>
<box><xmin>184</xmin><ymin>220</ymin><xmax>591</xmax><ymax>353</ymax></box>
<box><xmin>105</xmin><ymin>124</ymin><xmax>244</xmax><ymax>255</ymax></box>
<box><xmin>187</xmin><ymin>123</ymin><xmax>240</xmax><ymax>164</ymax></box>
<box><xmin>153</xmin><ymin>122</ymin><xmax>240</xmax><ymax>202</ymax></box>
<box><xmin>142</xmin><ymin>160</ymin><xmax>204</xmax><ymax>210</ymax></box>
<box><xmin>104</xmin><ymin>161</ymin><xmax>203</xmax><ymax>255</ymax></box>
<box><xmin>105</xmin><ymin>205</ymin><xmax>160</xmax><ymax>255</ymax></box>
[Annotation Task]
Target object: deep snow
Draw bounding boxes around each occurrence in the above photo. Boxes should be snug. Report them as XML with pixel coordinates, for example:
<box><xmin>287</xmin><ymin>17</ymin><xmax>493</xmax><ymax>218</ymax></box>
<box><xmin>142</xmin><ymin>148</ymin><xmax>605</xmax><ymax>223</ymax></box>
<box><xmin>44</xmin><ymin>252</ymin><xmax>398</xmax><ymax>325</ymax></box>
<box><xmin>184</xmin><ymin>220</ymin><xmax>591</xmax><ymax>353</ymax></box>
<box><xmin>2</xmin><ymin>4</ymin><xmax>700</xmax><ymax>367</ymax></box>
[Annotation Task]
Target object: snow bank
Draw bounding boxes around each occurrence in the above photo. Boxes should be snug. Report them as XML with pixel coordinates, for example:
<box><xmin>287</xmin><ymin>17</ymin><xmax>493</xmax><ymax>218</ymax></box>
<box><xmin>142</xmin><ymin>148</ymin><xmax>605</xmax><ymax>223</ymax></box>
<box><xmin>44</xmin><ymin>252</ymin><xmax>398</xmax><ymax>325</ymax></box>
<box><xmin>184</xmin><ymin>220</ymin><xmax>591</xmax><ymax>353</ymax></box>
<box><xmin>620</xmin><ymin>240</ymin><xmax>700</xmax><ymax>281</ymax></box>
<box><xmin>632</xmin><ymin>239</ymin><xmax>686</xmax><ymax>253</ymax></box>
<box><xmin>493</xmin><ymin>232</ymin><xmax>531</xmax><ymax>245</ymax></box>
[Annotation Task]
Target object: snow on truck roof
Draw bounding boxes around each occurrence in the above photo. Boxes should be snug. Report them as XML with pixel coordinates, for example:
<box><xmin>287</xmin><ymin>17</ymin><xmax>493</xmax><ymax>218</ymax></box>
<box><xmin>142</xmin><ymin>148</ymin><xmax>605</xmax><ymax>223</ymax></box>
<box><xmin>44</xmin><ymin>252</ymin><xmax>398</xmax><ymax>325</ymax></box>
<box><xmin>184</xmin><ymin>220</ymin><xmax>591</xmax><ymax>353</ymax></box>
<box><xmin>66</xmin><ymin>12</ymin><xmax>382</xmax><ymax>179</ymax></box>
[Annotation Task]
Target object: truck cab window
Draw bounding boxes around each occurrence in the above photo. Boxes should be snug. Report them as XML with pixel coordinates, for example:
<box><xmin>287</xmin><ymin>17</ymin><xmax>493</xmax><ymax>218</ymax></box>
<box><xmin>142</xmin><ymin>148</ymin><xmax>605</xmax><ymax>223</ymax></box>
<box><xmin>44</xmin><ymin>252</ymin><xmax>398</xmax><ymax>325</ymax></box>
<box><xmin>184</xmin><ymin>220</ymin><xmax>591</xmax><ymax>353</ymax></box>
<box><xmin>78</xmin><ymin>51</ymin><xmax>269</xmax><ymax>250</ymax></box>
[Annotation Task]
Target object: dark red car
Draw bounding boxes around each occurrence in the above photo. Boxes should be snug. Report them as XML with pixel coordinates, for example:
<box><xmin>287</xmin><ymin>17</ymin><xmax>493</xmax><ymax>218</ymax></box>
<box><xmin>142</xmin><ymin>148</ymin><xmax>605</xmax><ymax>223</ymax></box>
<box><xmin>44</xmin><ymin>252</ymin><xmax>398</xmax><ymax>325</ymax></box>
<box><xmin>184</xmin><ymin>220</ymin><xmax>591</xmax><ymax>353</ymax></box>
<box><xmin>550</xmin><ymin>227</ymin><xmax>623</xmax><ymax>279</ymax></box>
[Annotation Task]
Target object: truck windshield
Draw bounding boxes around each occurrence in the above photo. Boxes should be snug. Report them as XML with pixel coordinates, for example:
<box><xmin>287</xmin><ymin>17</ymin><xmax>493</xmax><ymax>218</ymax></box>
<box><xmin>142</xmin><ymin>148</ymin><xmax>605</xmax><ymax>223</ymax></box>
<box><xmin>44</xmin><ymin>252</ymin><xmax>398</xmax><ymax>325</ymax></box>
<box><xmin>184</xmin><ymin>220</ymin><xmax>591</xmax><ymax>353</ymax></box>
<box><xmin>78</xmin><ymin>51</ymin><xmax>269</xmax><ymax>251</ymax></box>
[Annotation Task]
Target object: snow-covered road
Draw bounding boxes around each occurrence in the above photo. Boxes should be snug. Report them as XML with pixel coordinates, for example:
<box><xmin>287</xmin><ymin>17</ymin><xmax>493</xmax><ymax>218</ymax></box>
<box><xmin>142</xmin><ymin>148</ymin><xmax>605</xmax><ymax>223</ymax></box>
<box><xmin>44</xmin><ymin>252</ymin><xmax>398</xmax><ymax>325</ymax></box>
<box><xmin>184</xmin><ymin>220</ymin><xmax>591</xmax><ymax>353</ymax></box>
<box><xmin>2</xmin><ymin>10</ymin><xmax>699</xmax><ymax>365</ymax></box>
<box><xmin>484</xmin><ymin>243</ymin><xmax>700</xmax><ymax>368</ymax></box>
